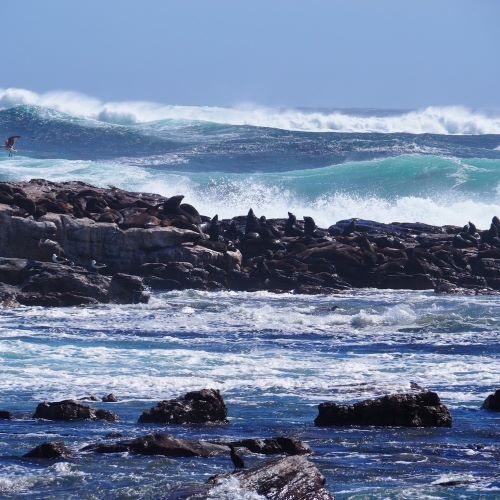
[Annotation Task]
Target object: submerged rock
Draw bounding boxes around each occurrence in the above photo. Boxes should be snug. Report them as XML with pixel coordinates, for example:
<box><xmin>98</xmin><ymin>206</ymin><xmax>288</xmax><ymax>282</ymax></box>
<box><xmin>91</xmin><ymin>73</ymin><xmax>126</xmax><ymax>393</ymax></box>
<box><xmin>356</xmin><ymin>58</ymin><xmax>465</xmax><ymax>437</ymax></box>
<box><xmin>0</xmin><ymin>410</ymin><xmax>13</xmax><ymax>420</ymax></box>
<box><xmin>481</xmin><ymin>389</ymin><xmax>500</xmax><ymax>411</ymax></box>
<box><xmin>138</xmin><ymin>389</ymin><xmax>228</xmax><ymax>424</ymax></box>
<box><xmin>24</xmin><ymin>442</ymin><xmax>71</xmax><ymax>459</ymax></box>
<box><xmin>33</xmin><ymin>400</ymin><xmax>119</xmax><ymax>422</ymax></box>
<box><xmin>315</xmin><ymin>391</ymin><xmax>452</xmax><ymax>427</ymax></box>
<box><xmin>102</xmin><ymin>393</ymin><xmax>119</xmax><ymax>403</ymax></box>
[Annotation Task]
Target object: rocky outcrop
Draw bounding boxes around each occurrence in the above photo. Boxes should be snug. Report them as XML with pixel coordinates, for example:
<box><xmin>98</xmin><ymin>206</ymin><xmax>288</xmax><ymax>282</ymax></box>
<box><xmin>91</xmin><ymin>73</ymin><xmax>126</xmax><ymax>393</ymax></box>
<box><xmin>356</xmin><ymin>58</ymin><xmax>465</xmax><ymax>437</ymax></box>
<box><xmin>33</xmin><ymin>400</ymin><xmax>119</xmax><ymax>422</ymax></box>
<box><xmin>1</xmin><ymin>179</ymin><xmax>500</xmax><ymax>304</ymax></box>
<box><xmin>315</xmin><ymin>391</ymin><xmax>452</xmax><ymax>427</ymax></box>
<box><xmin>0</xmin><ymin>258</ymin><xmax>149</xmax><ymax>307</ymax></box>
<box><xmin>24</xmin><ymin>442</ymin><xmax>71</xmax><ymax>459</ymax></box>
<box><xmin>83</xmin><ymin>433</ymin><xmax>228</xmax><ymax>457</ymax></box>
<box><xmin>229</xmin><ymin>437</ymin><xmax>312</xmax><ymax>455</ymax></box>
<box><xmin>138</xmin><ymin>389</ymin><xmax>228</xmax><ymax>424</ymax></box>
<box><xmin>102</xmin><ymin>393</ymin><xmax>118</xmax><ymax>403</ymax></box>
<box><xmin>200</xmin><ymin>456</ymin><xmax>334</xmax><ymax>500</ymax></box>
<box><xmin>481</xmin><ymin>389</ymin><xmax>500</xmax><ymax>411</ymax></box>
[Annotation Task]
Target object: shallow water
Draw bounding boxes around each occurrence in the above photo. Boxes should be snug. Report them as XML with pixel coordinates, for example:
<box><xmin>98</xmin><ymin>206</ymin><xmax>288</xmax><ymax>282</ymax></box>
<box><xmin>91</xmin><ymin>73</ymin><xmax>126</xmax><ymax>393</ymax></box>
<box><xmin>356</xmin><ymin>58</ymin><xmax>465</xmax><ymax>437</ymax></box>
<box><xmin>0</xmin><ymin>289</ymin><xmax>499</xmax><ymax>498</ymax></box>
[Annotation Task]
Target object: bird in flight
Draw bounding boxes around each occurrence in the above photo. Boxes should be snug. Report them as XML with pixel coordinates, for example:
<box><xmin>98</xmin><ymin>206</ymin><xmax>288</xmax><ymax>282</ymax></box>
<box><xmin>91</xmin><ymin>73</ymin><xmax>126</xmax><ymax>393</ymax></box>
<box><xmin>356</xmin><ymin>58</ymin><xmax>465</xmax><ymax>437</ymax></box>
<box><xmin>3</xmin><ymin>136</ymin><xmax>21</xmax><ymax>156</ymax></box>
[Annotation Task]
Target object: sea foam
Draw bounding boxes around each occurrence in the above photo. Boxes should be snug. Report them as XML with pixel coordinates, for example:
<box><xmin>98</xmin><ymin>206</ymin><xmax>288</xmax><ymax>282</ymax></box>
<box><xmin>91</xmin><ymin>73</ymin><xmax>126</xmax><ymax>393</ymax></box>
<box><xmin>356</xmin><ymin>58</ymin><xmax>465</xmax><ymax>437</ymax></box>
<box><xmin>2</xmin><ymin>87</ymin><xmax>500</xmax><ymax>134</ymax></box>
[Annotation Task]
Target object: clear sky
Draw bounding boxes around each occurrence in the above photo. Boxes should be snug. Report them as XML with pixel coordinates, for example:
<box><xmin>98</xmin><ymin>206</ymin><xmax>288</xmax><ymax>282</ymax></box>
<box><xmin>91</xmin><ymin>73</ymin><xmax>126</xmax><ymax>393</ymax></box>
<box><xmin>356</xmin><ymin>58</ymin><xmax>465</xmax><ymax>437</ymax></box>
<box><xmin>2</xmin><ymin>0</ymin><xmax>499</xmax><ymax>109</ymax></box>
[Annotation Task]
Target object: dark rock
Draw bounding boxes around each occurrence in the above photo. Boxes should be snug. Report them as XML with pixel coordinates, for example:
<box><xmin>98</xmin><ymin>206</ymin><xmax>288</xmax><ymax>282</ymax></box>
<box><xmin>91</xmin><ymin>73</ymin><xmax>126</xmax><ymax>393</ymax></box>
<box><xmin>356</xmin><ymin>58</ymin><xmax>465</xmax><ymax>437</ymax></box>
<box><xmin>205</xmin><ymin>456</ymin><xmax>334</xmax><ymax>500</ymax></box>
<box><xmin>84</xmin><ymin>433</ymin><xmax>228</xmax><ymax>457</ymax></box>
<box><xmin>377</xmin><ymin>273</ymin><xmax>435</xmax><ymax>290</ymax></box>
<box><xmin>0</xmin><ymin>410</ymin><xmax>13</xmax><ymax>419</ymax></box>
<box><xmin>315</xmin><ymin>391</ymin><xmax>452</xmax><ymax>427</ymax></box>
<box><xmin>481</xmin><ymin>389</ymin><xmax>500</xmax><ymax>411</ymax></box>
<box><xmin>138</xmin><ymin>389</ymin><xmax>227</xmax><ymax>424</ymax></box>
<box><xmin>230</xmin><ymin>437</ymin><xmax>312</xmax><ymax>455</ymax></box>
<box><xmin>33</xmin><ymin>400</ymin><xmax>119</xmax><ymax>422</ymax></box>
<box><xmin>109</xmin><ymin>273</ymin><xmax>149</xmax><ymax>304</ymax></box>
<box><xmin>24</xmin><ymin>442</ymin><xmax>71</xmax><ymax>459</ymax></box>
<box><xmin>102</xmin><ymin>393</ymin><xmax>118</xmax><ymax>403</ymax></box>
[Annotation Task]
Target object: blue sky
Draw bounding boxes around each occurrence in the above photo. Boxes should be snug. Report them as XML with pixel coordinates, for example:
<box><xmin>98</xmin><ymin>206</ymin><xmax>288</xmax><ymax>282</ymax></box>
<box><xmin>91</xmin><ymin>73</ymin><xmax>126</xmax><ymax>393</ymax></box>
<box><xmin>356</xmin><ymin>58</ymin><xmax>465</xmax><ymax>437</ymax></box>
<box><xmin>2</xmin><ymin>0</ymin><xmax>499</xmax><ymax>109</ymax></box>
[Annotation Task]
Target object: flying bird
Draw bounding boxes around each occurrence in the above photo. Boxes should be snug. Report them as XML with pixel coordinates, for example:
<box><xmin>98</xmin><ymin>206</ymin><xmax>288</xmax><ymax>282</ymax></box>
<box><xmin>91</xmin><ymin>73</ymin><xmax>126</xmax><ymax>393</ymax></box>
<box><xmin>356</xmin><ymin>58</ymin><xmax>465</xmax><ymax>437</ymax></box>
<box><xmin>3</xmin><ymin>136</ymin><xmax>21</xmax><ymax>157</ymax></box>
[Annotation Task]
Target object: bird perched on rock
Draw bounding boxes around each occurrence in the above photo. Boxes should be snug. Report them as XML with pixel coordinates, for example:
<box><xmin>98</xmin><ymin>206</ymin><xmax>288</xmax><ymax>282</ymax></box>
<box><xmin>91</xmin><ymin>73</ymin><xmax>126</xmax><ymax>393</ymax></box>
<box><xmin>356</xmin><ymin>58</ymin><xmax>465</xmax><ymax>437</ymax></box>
<box><xmin>90</xmin><ymin>260</ymin><xmax>107</xmax><ymax>273</ymax></box>
<box><xmin>3</xmin><ymin>136</ymin><xmax>21</xmax><ymax>156</ymax></box>
<box><xmin>228</xmin><ymin>444</ymin><xmax>245</xmax><ymax>472</ymax></box>
<box><xmin>52</xmin><ymin>253</ymin><xmax>71</xmax><ymax>265</ymax></box>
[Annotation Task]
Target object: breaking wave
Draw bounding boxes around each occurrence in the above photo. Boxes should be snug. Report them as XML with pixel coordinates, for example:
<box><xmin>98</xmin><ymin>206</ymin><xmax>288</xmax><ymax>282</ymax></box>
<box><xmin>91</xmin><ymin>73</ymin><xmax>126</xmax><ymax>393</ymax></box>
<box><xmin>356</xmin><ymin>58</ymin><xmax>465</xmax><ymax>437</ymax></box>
<box><xmin>2</xmin><ymin>87</ymin><xmax>500</xmax><ymax>134</ymax></box>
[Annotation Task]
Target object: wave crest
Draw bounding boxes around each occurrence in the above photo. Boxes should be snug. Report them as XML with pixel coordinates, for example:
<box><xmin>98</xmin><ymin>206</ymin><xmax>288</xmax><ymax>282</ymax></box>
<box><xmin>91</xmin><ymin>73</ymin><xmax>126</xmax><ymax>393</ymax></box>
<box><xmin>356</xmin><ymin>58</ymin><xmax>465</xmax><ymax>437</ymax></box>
<box><xmin>2</xmin><ymin>87</ymin><xmax>500</xmax><ymax>134</ymax></box>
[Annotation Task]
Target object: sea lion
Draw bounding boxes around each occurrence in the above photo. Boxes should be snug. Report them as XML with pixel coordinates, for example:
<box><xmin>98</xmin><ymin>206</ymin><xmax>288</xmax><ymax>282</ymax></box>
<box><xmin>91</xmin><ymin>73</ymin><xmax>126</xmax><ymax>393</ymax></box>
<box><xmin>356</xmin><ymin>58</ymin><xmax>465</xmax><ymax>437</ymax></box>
<box><xmin>284</xmin><ymin>212</ymin><xmax>304</xmax><ymax>237</ymax></box>
<box><xmin>245</xmin><ymin>208</ymin><xmax>260</xmax><ymax>234</ymax></box>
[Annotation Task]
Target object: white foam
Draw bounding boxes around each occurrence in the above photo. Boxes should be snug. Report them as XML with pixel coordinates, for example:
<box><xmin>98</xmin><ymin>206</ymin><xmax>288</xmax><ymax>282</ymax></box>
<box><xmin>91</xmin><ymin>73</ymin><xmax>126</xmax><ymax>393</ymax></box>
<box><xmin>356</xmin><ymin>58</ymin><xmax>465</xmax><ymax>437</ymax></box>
<box><xmin>2</xmin><ymin>87</ymin><xmax>500</xmax><ymax>134</ymax></box>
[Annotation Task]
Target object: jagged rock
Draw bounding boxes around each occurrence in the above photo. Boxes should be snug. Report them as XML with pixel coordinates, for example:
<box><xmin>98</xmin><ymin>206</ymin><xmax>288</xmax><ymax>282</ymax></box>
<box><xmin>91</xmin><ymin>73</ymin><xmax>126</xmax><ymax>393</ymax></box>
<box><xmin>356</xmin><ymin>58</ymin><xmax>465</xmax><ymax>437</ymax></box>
<box><xmin>315</xmin><ymin>391</ymin><xmax>452</xmax><ymax>427</ymax></box>
<box><xmin>201</xmin><ymin>456</ymin><xmax>334</xmax><ymax>500</ymax></box>
<box><xmin>83</xmin><ymin>433</ymin><xmax>228</xmax><ymax>457</ymax></box>
<box><xmin>33</xmin><ymin>400</ymin><xmax>119</xmax><ymax>422</ymax></box>
<box><xmin>24</xmin><ymin>442</ymin><xmax>71</xmax><ymax>459</ymax></box>
<box><xmin>230</xmin><ymin>437</ymin><xmax>312</xmax><ymax>455</ymax></box>
<box><xmin>139</xmin><ymin>389</ymin><xmax>227</xmax><ymax>424</ymax></box>
<box><xmin>481</xmin><ymin>389</ymin><xmax>500</xmax><ymax>411</ymax></box>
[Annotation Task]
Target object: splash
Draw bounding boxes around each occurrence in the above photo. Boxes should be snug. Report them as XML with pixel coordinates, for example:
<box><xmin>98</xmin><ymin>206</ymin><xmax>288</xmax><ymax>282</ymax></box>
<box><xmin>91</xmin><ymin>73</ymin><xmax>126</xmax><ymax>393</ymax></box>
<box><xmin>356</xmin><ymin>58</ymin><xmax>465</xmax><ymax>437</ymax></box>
<box><xmin>2</xmin><ymin>87</ymin><xmax>500</xmax><ymax>134</ymax></box>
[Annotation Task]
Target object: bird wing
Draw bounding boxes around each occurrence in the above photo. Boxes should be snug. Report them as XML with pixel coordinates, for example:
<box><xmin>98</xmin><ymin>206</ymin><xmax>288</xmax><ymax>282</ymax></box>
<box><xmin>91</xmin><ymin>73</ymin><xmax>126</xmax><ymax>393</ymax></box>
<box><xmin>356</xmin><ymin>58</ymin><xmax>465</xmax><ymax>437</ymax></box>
<box><xmin>6</xmin><ymin>136</ymin><xmax>21</xmax><ymax>147</ymax></box>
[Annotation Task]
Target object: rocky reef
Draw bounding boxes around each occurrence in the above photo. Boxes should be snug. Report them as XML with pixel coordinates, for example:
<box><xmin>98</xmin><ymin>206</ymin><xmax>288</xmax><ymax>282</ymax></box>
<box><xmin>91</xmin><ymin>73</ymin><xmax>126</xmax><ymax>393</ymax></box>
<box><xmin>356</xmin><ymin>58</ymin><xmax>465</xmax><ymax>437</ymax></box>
<box><xmin>1</xmin><ymin>179</ymin><xmax>500</xmax><ymax>306</ymax></box>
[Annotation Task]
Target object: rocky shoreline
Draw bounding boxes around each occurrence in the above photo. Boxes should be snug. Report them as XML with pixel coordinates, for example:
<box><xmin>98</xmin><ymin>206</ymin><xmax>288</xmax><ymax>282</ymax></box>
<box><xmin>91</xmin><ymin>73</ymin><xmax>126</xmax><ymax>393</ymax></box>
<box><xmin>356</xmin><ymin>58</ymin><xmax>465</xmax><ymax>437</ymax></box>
<box><xmin>1</xmin><ymin>179</ymin><xmax>499</xmax><ymax>307</ymax></box>
<box><xmin>1</xmin><ymin>387</ymin><xmax>498</xmax><ymax>498</ymax></box>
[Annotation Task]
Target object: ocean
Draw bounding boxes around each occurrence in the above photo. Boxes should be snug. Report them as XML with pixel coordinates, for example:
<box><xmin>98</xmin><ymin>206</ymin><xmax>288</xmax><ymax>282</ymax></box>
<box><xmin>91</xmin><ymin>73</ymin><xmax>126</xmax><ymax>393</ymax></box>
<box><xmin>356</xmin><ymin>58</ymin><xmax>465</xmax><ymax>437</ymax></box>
<box><xmin>0</xmin><ymin>89</ymin><xmax>499</xmax><ymax>498</ymax></box>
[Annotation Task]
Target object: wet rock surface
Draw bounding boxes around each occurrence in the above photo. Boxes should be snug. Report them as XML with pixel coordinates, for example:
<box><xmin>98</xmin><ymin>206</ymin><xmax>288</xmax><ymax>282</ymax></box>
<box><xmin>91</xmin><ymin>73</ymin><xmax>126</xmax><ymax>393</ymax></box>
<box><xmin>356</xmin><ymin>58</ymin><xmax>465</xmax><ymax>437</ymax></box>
<box><xmin>0</xmin><ymin>410</ymin><xmax>13</xmax><ymax>420</ymax></box>
<box><xmin>229</xmin><ymin>437</ymin><xmax>312</xmax><ymax>455</ymax></box>
<box><xmin>83</xmin><ymin>433</ymin><xmax>228</xmax><ymax>457</ymax></box>
<box><xmin>24</xmin><ymin>442</ymin><xmax>71</xmax><ymax>459</ymax></box>
<box><xmin>138</xmin><ymin>389</ymin><xmax>228</xmax><ymax>424</ymax></box>
<box><xmin>315</xmin><ymin>391</ymin><xmax>452</xmax><ymax>427</ymax></box>
<box><xmin>199</xmin><ymin>456</ymin><xmax>334</xmax><ymax>500</ymax></box>
<box><xmin>1</xmin><ymin>179</ymin><xmax>500</xmax><ymax>308</ymax></box>
<box><xmin>481</xmin><ymin>389</ymin><xmax>500</xmax><ymax>411</ymax></box>
<box><xmin>33</xmin><ymin>400</ymin><xmax>119</xmax><ymax>422</ymax></box>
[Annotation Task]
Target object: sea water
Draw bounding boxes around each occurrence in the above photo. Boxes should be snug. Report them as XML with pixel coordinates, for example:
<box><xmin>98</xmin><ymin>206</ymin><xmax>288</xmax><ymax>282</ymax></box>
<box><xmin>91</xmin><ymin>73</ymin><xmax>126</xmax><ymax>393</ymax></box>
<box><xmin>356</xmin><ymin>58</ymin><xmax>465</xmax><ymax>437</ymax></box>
<box><xmin>0</xmin><ymin>89</ymin><xmax>499</xmax><ymax>498</ymax></box>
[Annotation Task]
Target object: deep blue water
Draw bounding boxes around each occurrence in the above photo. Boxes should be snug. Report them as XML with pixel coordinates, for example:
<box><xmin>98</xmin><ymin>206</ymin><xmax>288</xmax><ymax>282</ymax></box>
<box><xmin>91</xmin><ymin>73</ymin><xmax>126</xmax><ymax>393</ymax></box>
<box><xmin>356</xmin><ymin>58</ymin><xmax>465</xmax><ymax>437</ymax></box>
<box><xmin>0</xmin><ymin>93</ymin><xmax>499</xmax><ymax>498</ymax></box>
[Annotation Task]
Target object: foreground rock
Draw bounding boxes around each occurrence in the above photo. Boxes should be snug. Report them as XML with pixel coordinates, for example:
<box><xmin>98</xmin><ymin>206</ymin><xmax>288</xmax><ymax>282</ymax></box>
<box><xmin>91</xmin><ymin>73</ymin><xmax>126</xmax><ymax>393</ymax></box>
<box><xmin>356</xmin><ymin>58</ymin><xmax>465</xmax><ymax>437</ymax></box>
<box><xmin>315</xmin><ymin>391</ymin><xmax>452</xmax><ymax>427</ymax></box>
<box><xmin>138</xmin><ymin>389</ymin><xmax>228</xmax><ymax>424</ymax></box>
<box><xmin>229</xmin><ymin>437</ymin><xmax>312</xmax><ymax>455</ymax></box>
<box><xmin>481</xmin><ymin>389</ymin><xmax>500</xmax><ymax>411</ymax></box>
<box><xmin>190</xmin><ymin>456</ymin><xmax>334</xmax><ymax>500</ymax></box>
<box><xmin>33</xmin><ymin>400</ymin><xmax>119</xmax><ymax>422</ymax></box>
<box><xmin>1</xmin><ymin>179</ymin><xmax>500</xmax><ymax>303</ymax></box>
<box><xmin>83</xmin><ymin>433</ymin><xmax>228</xmax><ymax>457</ymax></box>
<box><xmin>24</xmin><ymin>442</ymin><xmax>71</xmax><ymax>459</ymax></box>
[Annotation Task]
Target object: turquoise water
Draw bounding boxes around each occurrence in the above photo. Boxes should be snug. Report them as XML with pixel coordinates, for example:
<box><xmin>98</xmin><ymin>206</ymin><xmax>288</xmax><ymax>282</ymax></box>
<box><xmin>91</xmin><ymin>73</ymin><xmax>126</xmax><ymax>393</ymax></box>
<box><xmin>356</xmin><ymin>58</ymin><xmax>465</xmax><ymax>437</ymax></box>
<box><xmin>0</xmin><ymin>96</ymin><xmax>499</xmax><ymax>498</ymax></box>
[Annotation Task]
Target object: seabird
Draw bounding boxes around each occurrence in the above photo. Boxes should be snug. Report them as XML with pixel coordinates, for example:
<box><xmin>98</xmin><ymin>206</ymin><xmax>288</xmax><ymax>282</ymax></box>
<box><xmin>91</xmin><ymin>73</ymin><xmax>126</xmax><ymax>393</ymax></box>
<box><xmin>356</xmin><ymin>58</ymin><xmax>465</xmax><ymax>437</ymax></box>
<box><xmin>3</xmin><ymin>136</ymin><xmax>21</xmax><ymax>157</ymax></box>
<box><xmin>228</xmin><ymin>445</ymin><xmax>245</xmax><ymax>472</ymax></box>
<box><xmin>52</xmin><ymin>253</ymin><xmax>71</xmax><ymax>265</ymax></box>
<box><xmin>90</xmin><ymin>259</ymin><xmax>107</xmax><ymax>273</ymax></box>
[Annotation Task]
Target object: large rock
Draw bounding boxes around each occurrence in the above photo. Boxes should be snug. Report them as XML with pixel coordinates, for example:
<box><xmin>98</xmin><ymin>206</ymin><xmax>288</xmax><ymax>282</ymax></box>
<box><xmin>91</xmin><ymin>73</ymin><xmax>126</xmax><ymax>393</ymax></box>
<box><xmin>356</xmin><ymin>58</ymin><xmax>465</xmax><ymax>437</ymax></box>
<box><xmin>138</xmin><ymin>389</ymin><xmax>228</xmax><ymax>424</ymax></box>
<box><xmin>202</xmin><ymin>456</ymin><xmax>334</xmax><ymax>500</ymax></box>
<box><xmin>315</xmin><ymin>391</ymin><xmax>452</xmax><ymax>427</ymax></box>
<box><xmin>33</xmin><ymin>400</ymin><xmax>119</xmax><ymax>422</ymax></box>
<box><xmin>230</xmin><ymin>437</ymin><xmax>312</xmax><ymax>455</ymax></box>
<box><xmin>24</xmin><ymin>442</ymin><xmax>71</xmax><ymax>459</ymax></box>
<box><xmin>481</xmin><ymin>389</ymin><xmax>500</xmax><ymax>411</ymax></box>
<box><xmin>83</xmin><ymin>433</ymin><xmax>228</xmax><ymax>457</ymax></box>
